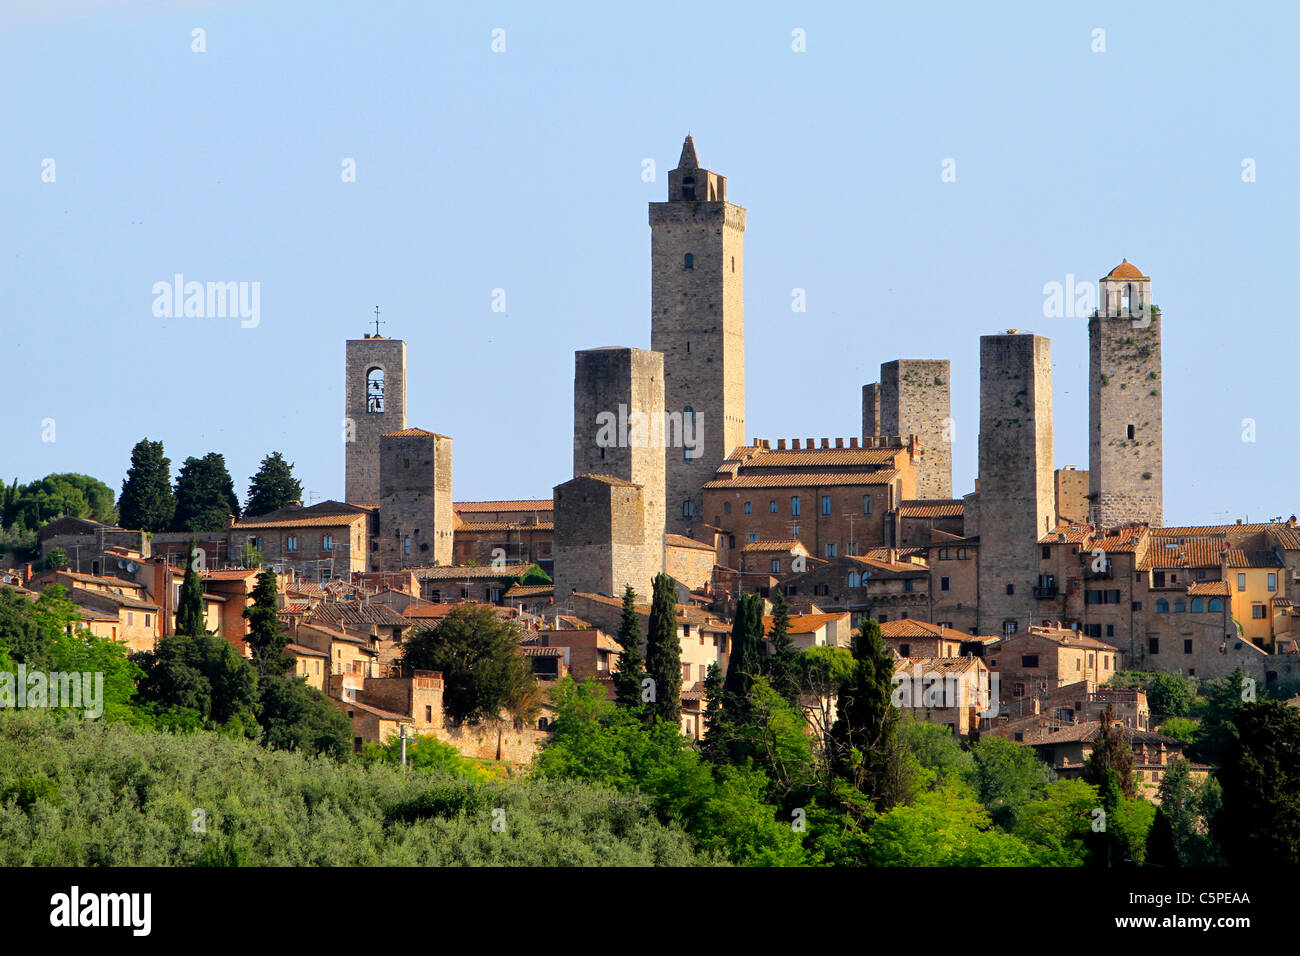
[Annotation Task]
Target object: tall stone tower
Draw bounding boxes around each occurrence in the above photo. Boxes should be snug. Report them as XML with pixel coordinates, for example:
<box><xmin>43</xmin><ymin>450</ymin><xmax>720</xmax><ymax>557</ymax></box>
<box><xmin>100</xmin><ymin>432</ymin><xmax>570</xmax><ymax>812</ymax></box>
<box><xmin>376</xmin><ymin>429</ymin><xmax>453</xmax><ymax>570</ymax></box>
<box><xmin>572</xmin><ymin>347</ymin><xmax>666</xmax><ymax>576</ymax></box>
<box><xmin>863</xmin><ymin>359</ymin><xmax>953</xmax><ymax>499</ymax></box>
<box><xmin>345</xmin><ymin>335</ymin><xmax>407</xmax><ymax>505</ymax></box>
<box><xmin>650</xmin><ymin>135</ymin><xmax>746</xmax><ymax>534</ymax></box>
<box><xmin>1089</xmin><ymin>260</ymin><xmax>1163</xmax><ymax>528</ymax></box>
<box><xmin>976</xmin><ymin>332</ymin><xmax>1055</xmax><ymax>637</ymax></box>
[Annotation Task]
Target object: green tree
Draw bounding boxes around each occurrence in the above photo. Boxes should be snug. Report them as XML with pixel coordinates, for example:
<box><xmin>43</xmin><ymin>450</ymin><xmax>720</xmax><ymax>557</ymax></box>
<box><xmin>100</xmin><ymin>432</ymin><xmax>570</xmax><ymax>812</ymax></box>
<box><xmin>1144</xmin><ymin>807</ymin><xmax>1181</xmax><ymax>867</ymax></box>
<box><xmin>243</xmin><ymin>569</ymin><xmax>291</xmax><ymax>678</ymax></box>
<box><xmin>174</xmin><ymin>452</ymin><xmax>241</xmax><ymax>531</ymax></box>
<box><xmin>827</xmin><ymin>619</ymin><xmax>905</xmax><ymax>811</ymax></box>
<box><xmin>175</xmin><ymin>539</ymin><xmax>206</xmax><ymax>637</ymax></box>
<box><xmin>401</xmin><ymin>604</ymin><xmax>538</xmax><ymax>724</ymax></box>
<box><xmin>1</xmin><ymin>473</ymin><xmax>117</xmax><ymax>530</ymax></box>
<box><xmin>867</xmin><ymin>787</ymin><xmax>1034</xmax><ymax>866</ymax></box>
<box><xmin>257</xmin><ymin>674</ymin><xmax>351</xmax><ymax>758</ymax></box>
<box><xmin>1084</xmin><ymin>705</ymin><xmax>1136</xmax><ymax>798</ymax></box>
<box><xmin>611</xmin><ymin>584</ymin><xmax>646</xmax><ymax>712</ymax></box>
<box><xmin>704</xmin><ymin>593</ymin><xmax>764</xmax><ymax>762</ymax></box>
<box><xmin>643</xmin><ymin>573</ymin><xmax>681</xmax><ymax>726</ymax></box>
<box><xmin>1012</xmin><ymin>778</ymin><xmax>1101</xmax><ymax>866</ymax></box>
<box><xmin>43</xmin><ymin>547</ymin><xmax>69</xmax><ymax>571</ymax></box>
<box><xmin>1213</xmin><ymin>700</ymin><xmax>1300</xmax><ymax>865</ymax></box>
<box><xmin>898</xmin><ymin>713</ymin><xmax>975</xmax><ymax>791</ymax></box>
<box><xmin>244</xmin><ymin>452</ymin><xmax>304</xmax><ymax>517</ymax></box>
<box><xmin>132</xmin><ymin>633</ymin><xmax>259</xmax><ymax>731</ymax></box>
<box><xmin>1188</xmin><ymin>669</ymin><xmax>1248</xmax><ymax>765</ymax></box>
<box><xmin>763</xmin><ymin>590</ymin><xmax>801</xmax><ymax>707</ymax></box>
<box><xmin>968</xmin><ymin>735</ymin><xmax>1055</xmax><ymax>828</ymax></box>
<box><xmin>1145</xmin><ymin>673</ymin><xmax>1194</xmax><ymax>719</ymax></box>
<box><xmin>117</xmin><ymin>438</ymin><xmax>176</xmax><ymax>532</ymax></box>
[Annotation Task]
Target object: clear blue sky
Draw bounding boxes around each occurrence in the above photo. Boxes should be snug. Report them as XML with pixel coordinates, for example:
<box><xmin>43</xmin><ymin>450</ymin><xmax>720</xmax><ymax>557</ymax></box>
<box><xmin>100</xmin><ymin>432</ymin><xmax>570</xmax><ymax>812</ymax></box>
<box><xmin>3</xmin><ymin>0</ymin><xmax>1296</xmax><ymax>526</ymax></box>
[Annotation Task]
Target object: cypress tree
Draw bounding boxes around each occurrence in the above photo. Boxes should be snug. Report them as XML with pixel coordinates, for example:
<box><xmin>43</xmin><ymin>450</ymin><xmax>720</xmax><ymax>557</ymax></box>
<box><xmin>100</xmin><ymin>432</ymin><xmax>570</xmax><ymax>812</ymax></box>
<box><xmin>175</xmin><ymin>539</ymin><xmax>206</xmax><ymax>636</ymax></box>
<box><xmin>763</xmin><ymin>590</ymin><xmax>801</xmax><ymax>706</ymax></box>
<box><xmin>1085</xmin><ymin>704</ymin><xmax>1136</xmax><ymax>798</ymax></box>
<box><xmin>643</xmin><ymin>573</ymin><xmax>681</xmax><ymax>726</ymax></box>
<box><xmin>828</xmin><ymin>618</ymin><xmax>900</xmax><ymax>810</ymax></box>
<box><xmin>245</xmin><ymin>452</ymin><xmax>304</xmax><ymax>517</ymax></box>
<box><xmin>699</xmin><ymin>661</ymin><xmax>729</xmax><ymax>764</ymax></box>
<box><xmin>243</xmin><ymin>569</ymin><xmax>291</xmax><ymax>678</ymax></box>
<box><xmin>612</xmin><ymin>584</ymin><xmax>647</xmax><ymax>712</ymax></box>
<box><xmin>117</xmin><ymin>438</ymin><xmax>176</xmax><ymax>532</ymax></box>
<box><xmin>175</xmin><ymin>452</ymin><xmax>241</xmax><ymax>532</ymax></box>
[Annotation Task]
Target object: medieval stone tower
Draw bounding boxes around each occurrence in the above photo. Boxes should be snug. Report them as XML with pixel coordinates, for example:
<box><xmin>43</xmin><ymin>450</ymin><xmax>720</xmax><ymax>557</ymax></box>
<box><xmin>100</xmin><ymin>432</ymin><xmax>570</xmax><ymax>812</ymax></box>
<box><xmin>376</xmin><ymin>428</ymin><xmax>453</xmax><ymax>570</ymax></box>
<box><xmin>1089</xmin><ymin>260</ymin><xmax>1163</xmax><ymax>528</ymax></box>
<box><xmin>976</xmin><ymin>332</ymin><xmax>1055</xmax><ymax>637</ymax></box>
<box><xmin>553</xmin><ymin>474</ymin><xmax>651</xmax><ymax>601</ymax></box>
<box><xmin>345</xmin><ymin>335</ymin><xmax>407</xmax><ymax>505</ymax></box>
<box><xmin>572</xmin><ymin>347</ymin><xmax>666</xmax><ymax>575</ymax></box>
<box><xmin>862</xmin><ymin>359</ymin><xmax>953</xmax><ymax>499</ymax></box>
<box><xmin>650</xmin><ymin>135</ymin><xmax>746</xmax><ymax>534</ymax></box>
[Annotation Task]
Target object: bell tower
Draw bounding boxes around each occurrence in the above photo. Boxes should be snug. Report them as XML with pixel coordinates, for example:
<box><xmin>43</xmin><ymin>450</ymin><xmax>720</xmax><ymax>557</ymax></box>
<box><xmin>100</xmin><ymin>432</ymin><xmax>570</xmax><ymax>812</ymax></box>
<box><xmin>650</xmin><ymin>135</ymin><xmax>746</xmax><ymax>534</ymax></box>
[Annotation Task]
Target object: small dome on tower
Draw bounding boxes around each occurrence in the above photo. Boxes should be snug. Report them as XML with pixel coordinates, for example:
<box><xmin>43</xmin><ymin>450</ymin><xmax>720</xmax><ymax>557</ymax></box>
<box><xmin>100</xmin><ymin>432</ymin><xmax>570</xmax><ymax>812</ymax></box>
<box><xmin>1104</xmin><ymin>259</ymin><xmax>1146</xmax><ymax>280</ymax></box>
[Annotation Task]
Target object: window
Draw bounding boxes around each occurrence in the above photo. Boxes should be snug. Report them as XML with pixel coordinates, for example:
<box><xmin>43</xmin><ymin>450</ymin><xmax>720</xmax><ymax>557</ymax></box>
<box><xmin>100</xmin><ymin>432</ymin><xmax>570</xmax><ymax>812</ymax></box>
<box><xmin>771</xmin><ymin>559</ymin><xmax>781</xmax><ymax>574</ymax></box>
<box><xmin>826</xmin><ymin>543</ymin><xmax>837</xmax><ymax>558</ymax></box>
<box><xmin>1041</xmin><ymin>546</ymin><xmax>1051</xmax><ymax>559</ymax></box>
<box><xmin>682</xmin><ymin>663</ymin><xmax>692</xmax><ymax>680</ymax></box>
<box><xmin>403</xmin><ymin>536</ymin><xmax>411</xmax><ymax>556</ymax></box>
<box><xmin>899</xmin><ymin>644</ymin><xmax>910</xmax><ymax>657</ymax></box>
<box><xmin>748</xmin><ymin>533</ymin><xmax>759</xmax><ymax>543</ymax></box>
<box><xmin>863</xmin><ymin>495</ymin><xmax>873</xmax><ymax>515</ymax></box>
<box><xmin>145</xmin><ymin>614</ymin><xmax>152</xmax><ymax>628</ymax></box>
<box><xmin>723</xmin><ymin>501</ymin><xmax>731</xmax><ymax>515</ymax></box>
<box><xmin>322</xmin><ymin>534</ymin><xmax>333</xmax><ymax>551</ymax></box>
<box><xmin>728</xmin><ymin>535</ymin><xmax>735</xmax><ymax>548</ymax></box>
<box><xmin>1003</xmin><ymin>621</ymin><xmax>1018</xmax><ymax>635</ymax></box>
<box><xmin>957</xmin><ymin>548</ymin><xmax>969</xmax><ymax>560</ymax></box>
<box><xmin>1208</xmin><ymin>597</ymin><xmax>1224</xmax><ymax>612</ymax></box>
<box><xmin>1173</xmin><ymin>598</ymin><xmax>1186</xmax><ymax>613</ymax></box>
<box><xmin>127</xmin><ymin>612</ymin><xmax>134</xmax><ymax>627</ymax></box>
<box><xmin>769</xmin><ymin>500</ymin><xmax>778</xmax><ymax>514</ymax></box>
<box><xmin>791</xmin><ymin>496</ymin><xmax>801</xmax><ymax>516</ymax></box>
<box><xmin>904</xmin><ymin>578</ymin><xmax>914</xmax><ymax>592</ymax></box>
<box><xmin>1190</xmin><ymin>597</ymin><xmax>1204</xmax><ymax>613</ymax></box>
<box><xmin>847</xmin><ymin>572</ymin><xmax>861</xmax><ymax>587</ymax></box>
<box><xmin>683</xmin><ymin>499</ymin><xmax>694</xmax><ymax>519</ymax></box>
<box><xmin>1252</xmin><ymin>604</ymin><xmax>1266</xmax><ymax>619</ymax></box>
<box><xmin>940</xmin><ymin>576</ymin><xmax>950</xmax><ymax>591</ymax></box>
<box><xmin>1184</xmin><ymin>639</ymin><xmax>1193</xmax><ymax>654</ymax></box>
<box><xmin>1269</xmin><ymin>573</ymin><xmax>1277</xmax><ymax>591</ymax></box>
<box><xmin>682</xmin><ymin>407</ymin><xmax>695</xmax><ymax>460</ymax></box>
<box><xmin>286</xmin><ymin>535</ymin><xmax>299</xmax><ymax>552</ymax></box>
<box><xmin>1154</xmin><ymin>598</ymin><xmax>1169</xmax><ymax>613</ymax></box>
<box><xmin>1127</xmin><ymin>424</ymin><xmax>1135</xmax><ymax>440</ymax></box>
<box><xmin>1006</xmin><ymin>584</ymin><xmax>1015</xmax><ymax>595</ymax></box>
<box><xmin>821</xmin><ymin>495</ymin><xmax>832</xmax><ymax>515</ymax></box>
<box><xmin>1149</xmin><ymin>638</ymin><xmax>1159</xmax><ymax>655</ymax></box>
<box><xmin>425</xmin><ymin>705</ymin><xmax>433</xmax><ymax>722</ymax></box>
<box><xmin>366</xmin><ymin>366</ymin><xmax>385</xmax><ymax>412</ymax></box>
<box><xmin>684</xmin><ymin>253</ymin><xmax>694</xmax><ymax>269</ymax></box>
<box><xmin>744</xmin><ymin>500</ymin><xmax>753</xmax><ymax>515</ymax></box>
<box><xmin>1021</xmin><ymin>655</ymin><xmax>1039</xmax><ymax>668</ymax></box>
<box><xmin>1106</xmin><ymin>624</ymin><xmax>1115</xmax><ymax>637</ymax></box>
<box><xmin>1237</xmin><ymin>573</ymin><xmax>1246</xmax><ymax>591</ymax></box>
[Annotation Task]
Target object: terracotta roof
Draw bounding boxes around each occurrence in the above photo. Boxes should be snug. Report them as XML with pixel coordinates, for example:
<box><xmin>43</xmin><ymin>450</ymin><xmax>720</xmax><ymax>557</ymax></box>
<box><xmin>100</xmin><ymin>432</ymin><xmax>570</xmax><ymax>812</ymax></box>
<box><xmin>1187</xmin><ymin>581</ymin><xmax>1230</xmax><ymax>596</ymax></box>
<box><xmin>878</xmin><ymin>620</ymin><xmax>992</xmax><ymax>642</ymax></box>
<box><xmin>998</xmin><ymin>627</ymin><xmax>1118</xmax><ymax>651</ymax></box>
<box><xmin>1224</xmin><ymin>549</ymin><xmax>1284</xmax><ymax>569</ymax></box>
<box><xmin>202</xmin><ymin>568</ymin><xmax>261</xmax><ymax>581</ymax></box>
<box><xmin>454</xmin><ymin>500</ymin><xmax>553</xmax><ymax>513</ymax></box>
<box><xmin>504</xmin><ymin>584</ymin><xmax>554</xmax><ymax>597</ymax></box>
<box><xmin>285</xmin><ymin>642</ymin><xmax>328</xmax><ymax>659</ymax></box>
<box><xmin>412</xmin><ymin>564</ymin><xmax>541</xmax><ymax>581</ymax></box>
<box><xmin>380</xmin><ymin>428</ymin><xmax>449</xmax><ymax>438</ymax></box>
<box><xmin>893</xmin><ymin>656</ymin><xmax>986</xmax><ymax>675</ymax></box>
<box><xmin>1030</xmin><ymin>720</ymin><xmax>1184</xmax><ymax>748</ymax></box>
<box><xmin>665</xmin><ymin>533</ymin><xmax>715</xmax><ymax>552</ymax></box>
<box><xmin>67</xmin><ymin>585</ymin><xmax>158</xmax><ymax>611</ymax></box>
<box><xmin>762</xmin><ymin>612</ymin><xmax>849</xmax><ymax>636</ymax></box>
<box><xmin>740</xmin><ymin>539</ymin><xmax>806</xmax><ymax>553</ymax></box>
<box><xmin>898</xmin><ymin>500</ymin><xmax>964</xmax><ymax>518</ymax></box>
<box><xmin>1139</xmin><ymin>538</ymin><xmax>1227</xmax><ymax>570</ymax></box>
<box><xmin>703</xmin><ymin>470</ymin><xmax>900</xmax><ymax>490</ymax></box>
<box><xmin>570</xmin><ymin>474</ymin><xmax>637</xmax><ymax>487</ymax></box>
<box><xmin>233</xmin><ymin>513</ymin><xmax>366</xmax><ymax>529</ymax></box>
<box><xmin>845</xmin><ymin>554</ymin><xmax>928</xmax><ymax>576</ymax></box>
<box><xmin>341</xmin><ymin>699</ymin><xmax>408</xmax><ymax>722</ymax></box>
<box><xmin>521</xmin><ymin>646</ymin><xmax>565</xmax><ymax>658</ymax></box>
<box><xmin>454</xmin><ymin>521</ymin><xmax>553</xmax><ymax>533</ymax></box>
<box><xmin>1152</xmin><ymin>523</ymin><xmax>1271</xmax><ymax>538</ymax></box>
<box><xmin>74</xmin><ymin>605</ymin><xmax>118</xmax><ymax>623</ymax></box>
<box><xmin>49</xmin><ymin>571</ymin><xmax>145</xmax><ymax>591</ymax></box>
<box><xmin>309</xmin><ymin>602</ymin><xmax>411</xmax><ymax>629</ymax></box>
<box><xmin>1104</xmin><ymin>259</ymin><xmax>1146</xmax><ymax>280</ymax></box>
<box><xmin>1267</xmin><ymin>526</ymin><xmax>1300</xmax><ymax>550</ymax></box>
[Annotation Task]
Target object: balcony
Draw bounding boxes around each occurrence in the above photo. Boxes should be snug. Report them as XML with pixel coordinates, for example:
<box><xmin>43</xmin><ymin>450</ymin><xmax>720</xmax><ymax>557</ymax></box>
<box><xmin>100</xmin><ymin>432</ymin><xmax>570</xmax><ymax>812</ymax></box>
<box><xmin>1034</xmin><ymin>585</ymin><xmax>1059</xmax><ymax>599</ymax></box>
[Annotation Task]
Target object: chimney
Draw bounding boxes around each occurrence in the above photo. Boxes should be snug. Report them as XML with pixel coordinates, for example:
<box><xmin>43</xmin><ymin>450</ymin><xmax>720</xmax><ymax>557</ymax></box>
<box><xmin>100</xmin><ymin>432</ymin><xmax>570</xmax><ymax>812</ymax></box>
<box><xmin>820</xmin><ymin>438</ymin><xmax>830</xmax><ymax>449</ymax></box>
<box><xmin>225</xmin><ymin>514</ymin><xmax>236</xmax><ymax>529</ymax></box>
<box><xmin>1236</xmin><ymin>519</ymin><xmax>1243</xmax><ymax>526</ymax></box>
<box><xmin>777</xmin><ymin>439</ymin><xmax>787</xmax><ymax>450</ymax></box>
<box><xmin>806</xmin><ymin>438</ymin><xmax>815</xmax><ymax>450</ymax></box>
<box><xmin>849</xmin><ymin>437</ymin><xmax>859</xmax><ymax>448</ymax></box>
<box><xmin>792</xmin><ymin>439</ymin><xmax>801</xmax><ymax>450</ymax></box>
<box><xmin>288</xmin><ymin>499</ymin><xmax>302</xmax><ymax>509</ymax></box>
<box><xmin>835</xmin><ymin>438</ymin><xmax>844</xmax><ymax>448</ymax></box>
<box><xmin>888</xmin><ymin>548</ymin><xmax>897</xmax><ymax>564</ymax></box>
<box><xmin>22</xmin><ymin>563</ymin><xmax>32</xmax><ymax>584</ymax></box>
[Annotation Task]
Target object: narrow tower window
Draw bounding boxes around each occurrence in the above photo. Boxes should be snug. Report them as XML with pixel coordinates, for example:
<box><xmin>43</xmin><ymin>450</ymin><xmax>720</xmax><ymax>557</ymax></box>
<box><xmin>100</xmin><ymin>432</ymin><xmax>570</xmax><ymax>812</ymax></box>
<box><xmin>1127</xmin><ymin>424</ymin><xmax>1135</xmax><ymax>440</ymax></box>
<box><xmin>681</xmin><ymin>177</ymin><xmax>696</xmax><ymax>200</ymax></box>
<box><xmin>366</xmin><ymin>366</ymin><xmax>385</xmax><ymax>412</ymax></box>
<box><xmin>684</xmin><ymin>253</ymin><xmax>694</xmax><ymax>269</ymax></box>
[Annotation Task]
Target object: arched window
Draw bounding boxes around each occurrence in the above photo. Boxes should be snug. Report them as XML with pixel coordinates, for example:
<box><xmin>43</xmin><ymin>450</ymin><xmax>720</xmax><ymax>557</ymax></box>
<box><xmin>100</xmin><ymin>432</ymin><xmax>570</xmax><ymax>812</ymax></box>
<box><xmin>684</xmin><ymin>253</ymin><xmax>694</xmax><ymax>269</ymax></box>
<box><xmin>1173</xmin><ymin>598</ymin><xmax>1186</xmax><ymax>613</ymax></box>
<box><xmin>1208</xmin><ymin>598</ymin><xmax>1224</xmax><ymax>612</ymax></box>
<box><xmin>366</xmin><ymin>366</ymin><xmax>385</xmax><ymax>412</ymax></box>
<box><xmin>1155</xmin><ymin>599</ymin><xmax>1169</xmax><ymax>614</ymax></box>
<box><xmin>847</xmin><ymin>572</ymin><xmax>861</xmax><ymax>588</ymax></box>
<box><xmin>1190</xmin><ymin>597</ymin><xmax>1204</xmax><ymax>613</ymax></box>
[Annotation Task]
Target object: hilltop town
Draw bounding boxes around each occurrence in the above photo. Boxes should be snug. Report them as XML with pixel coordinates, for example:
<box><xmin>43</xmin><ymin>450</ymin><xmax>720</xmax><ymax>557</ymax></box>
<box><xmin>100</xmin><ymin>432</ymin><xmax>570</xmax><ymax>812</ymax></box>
<box><xmin>3</xmin><ymin>136</ymin><xmax>1297</xmax><ymax>833</ymax></box>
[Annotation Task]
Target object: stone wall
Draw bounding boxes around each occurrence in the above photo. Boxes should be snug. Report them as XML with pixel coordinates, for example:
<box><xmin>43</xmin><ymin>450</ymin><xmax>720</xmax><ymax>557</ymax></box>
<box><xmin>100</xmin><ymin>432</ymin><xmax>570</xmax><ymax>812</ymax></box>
<box><xmin>377</xmin><ymin>430</ymin><xmax>453</xmax><ymax>570</ymax></box>
<box><xmin>345</xmin><ymin>337</ymin><xmax>407</xmax><ymax>505</ymax></box>
<box><xmin>880</xmin><ymin>359</ymin><xmax>953</xmax><ymax>499</ymax></box>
